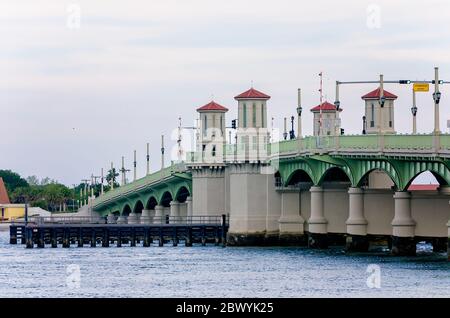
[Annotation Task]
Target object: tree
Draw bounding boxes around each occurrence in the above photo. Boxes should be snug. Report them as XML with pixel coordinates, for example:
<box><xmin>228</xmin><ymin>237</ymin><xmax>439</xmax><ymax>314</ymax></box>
<box><xmin>0</xmin><ymin>170</ymin><xmax>29</xmax><ymax>193</ymax></box>
<box><xmin>105</xmin><ymin>168</ymin><xmax>120</xmax><ymax>189</ymax></box>
<box><xmin>26</xmin><ymin>175</ymin><xmax>40</xmax><ymax>186</ymax></box>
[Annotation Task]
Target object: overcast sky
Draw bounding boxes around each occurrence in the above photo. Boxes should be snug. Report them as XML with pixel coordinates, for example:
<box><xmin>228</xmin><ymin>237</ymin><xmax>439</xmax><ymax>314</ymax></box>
<box><xmin>1</xmin><ymin>0</ymin><xmax>450</xmax><ymax>185</ymax></box>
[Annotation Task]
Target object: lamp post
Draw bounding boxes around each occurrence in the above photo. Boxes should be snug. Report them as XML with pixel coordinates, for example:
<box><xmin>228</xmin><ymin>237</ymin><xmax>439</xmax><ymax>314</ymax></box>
<box><xmin>411</xmin><ymin>89</ymin><xmax>418</xmax><ymax>134</ymax></box>
<box><xmin>289</xmin><ymin>116</ymin><xmax>295</xmax><ymax>140</ymax></box>
<box><xmin>283</xmin><ymin>117</ymin><xmax>288</xmax><ymax>140</ymax></box>
<box><xmin>378</xmin><ymin>74</ymin><xmax>385</xmax><ymax>135</ymax></box>
<box><xmin>433</xmin><ymin>67</ymin><xmax>441</xmax><ymax>134</ymax></box>
<box><xmin>297</xmin><ymin>88</ymin><xmax>303</xmax><ymax>139</ymax></box>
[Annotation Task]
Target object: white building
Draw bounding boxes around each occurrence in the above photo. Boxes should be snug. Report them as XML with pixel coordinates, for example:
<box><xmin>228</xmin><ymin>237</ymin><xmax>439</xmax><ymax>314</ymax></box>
<box><xmin>310</xmin><ymin>101</ymin><xmax>342</xmax><ymax>136</ymax></box>
<box><xmin>362</xmin><ymin>88</ymin><xmax>397</xmax><ymax>134</ymax></box>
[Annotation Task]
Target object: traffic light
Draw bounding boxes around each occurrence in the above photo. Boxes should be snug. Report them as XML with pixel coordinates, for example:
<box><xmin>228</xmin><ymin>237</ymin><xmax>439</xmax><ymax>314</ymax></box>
<box><xmin>340</xmin><ymin>128</ymin><xmax>345</xmax><ymax>135</ymax></box>
<box><xmin>231</xmin><ymin>119</ymin><xmax>236</xmax><ymax>129</ymax></box>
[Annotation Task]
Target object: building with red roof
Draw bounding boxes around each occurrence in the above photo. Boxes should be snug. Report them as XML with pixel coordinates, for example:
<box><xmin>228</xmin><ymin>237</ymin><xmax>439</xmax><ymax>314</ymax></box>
<box><xmin>362</xmin><ymin>87</ymin><xmax>397</xmax><ymax>135</ymax></box>
<box><xmin>310</xmin><ymin>102</ymin><xmax>342</xmax><ymax>136</ymax></box>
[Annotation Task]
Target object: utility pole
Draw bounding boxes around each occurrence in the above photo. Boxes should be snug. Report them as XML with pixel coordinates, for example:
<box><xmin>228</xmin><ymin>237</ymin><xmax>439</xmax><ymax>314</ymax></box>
<box><xmin>146</xmin><ymin>142</ymin><xmax>150</xmax><ymax>175</ymax></box>
<box><xmin>110</xmin><ymin>162</ymin><xmax>114</xmax><ymax>190</ymax></box>
<box><xmin>120</xmin><ymin>156</ymin><xmax>130</xmax><ymax>186</ymax></box>
<box><xmin>297</xmin><ymin>88</ymin><xmax>302</xmax><ymax>139</ymax></box>
<box><xmin>133</xmin><ymin>150</ymin><xmax>137</xmax><ymax>182</ymax></box>
<box><xmin>161</xmin><ymin>135</ymin><xmax>165</xmax><ymax>169</ymax></box>
<box><xmin>81</xmin><ymin>179</ymin><xmax>90</xmax><ymax>206</ymax></box>
<box><xmin>100</xmin><ymin>168</ymin><xmax>104</xmax><ymax>195</ymax></box>
<box><xmin>433</xmin><ymin>67</ymin><xmax>441</xmax><ymax>134</ymax></box>
<box><xmin>412</xmin><ymin>89</ymin><xmax>418</xmax><ymax>134</ymax></box>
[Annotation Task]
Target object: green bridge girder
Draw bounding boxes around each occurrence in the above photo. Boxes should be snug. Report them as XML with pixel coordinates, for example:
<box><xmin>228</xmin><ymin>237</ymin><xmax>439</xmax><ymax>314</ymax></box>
<box><xmin>278</xmin><ymin>155</ymin><xmax>450</xmax><ymax>191</ymax></box>
<box><xmin>93</xmin><ymin>134</ymin><xmax>450</xmax><ymax>216</ymax></box>
<box><xmin>92</xmin><ymin>164</ymin><xmax>192</xmax><ymax>216</ymax></box>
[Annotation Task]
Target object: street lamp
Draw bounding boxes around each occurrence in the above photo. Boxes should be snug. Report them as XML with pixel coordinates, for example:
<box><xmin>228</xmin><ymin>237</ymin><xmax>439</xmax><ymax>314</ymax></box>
<box><xmin>433</xmin><ymin>91</ymin><xmax>442</xmax><ymax>105</ymax></box>
<box><xmin>379</xmin><ymin>95</ymin><xmax>386</xmax><ymax>108</ymax></box>
<box><xmin>411</xmin><ymin>105</ymin><xmax>418</xmax><ymax>116</ymax></box>
<box><xmin>289</xmin><ymin>116</ymin><xmax>295</xmax><ymax>140</ymax></box>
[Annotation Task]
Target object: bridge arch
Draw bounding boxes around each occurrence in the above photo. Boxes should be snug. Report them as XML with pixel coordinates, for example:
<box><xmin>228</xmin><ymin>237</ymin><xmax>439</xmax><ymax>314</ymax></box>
<box><xmin>350</xmin><ymin>159</ymin><xmax>401</xmax><ymax>189</ymax></box>
<box><xmin>146</xmin><ymin>195</ymin><xmax>158</xmax><ymax>210</ymax></box>
<box><xmin>402</xmin><ymin>165</ymin><xmax>450</xmax><ymax>191</ymax></box>
<box><xmin>121</xmin><ymin>203</ymin><xmax>132</xmax><ymax>216</ymax></box>
<box><xmin>133</xmin><ymin>200</ymin><xmax>144</xmax><ymax>214</ymax></box>
<box><xmin>175</xmin><ymin>186</ymin><xmax>190</xmax><ymax>203</ymax></box>
<box><xmin>281</xmin><ymin>161</ymin><xmax>315</xmax><ymax>186</ymax></box>
<box><xmin>285</xmin><ymin>169</ymin><xmax>313</xmax><ymax>186</ymax></box>
<box><xmin>159</xmin><ymin>191</ymin><xmax>173</xmax><ymax>207</ymax></box>
<box><xmin>317</xmin><ymin>166</ymin><xmax>352</xmax><ymax>186</ymax></box>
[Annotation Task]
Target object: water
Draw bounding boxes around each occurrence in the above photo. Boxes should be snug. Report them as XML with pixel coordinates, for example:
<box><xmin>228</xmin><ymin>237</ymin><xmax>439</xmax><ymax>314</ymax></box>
<box><xmin>0</xmin><ymin>231</ymin><xmax>448</xmax><ymax>298</ymax></box>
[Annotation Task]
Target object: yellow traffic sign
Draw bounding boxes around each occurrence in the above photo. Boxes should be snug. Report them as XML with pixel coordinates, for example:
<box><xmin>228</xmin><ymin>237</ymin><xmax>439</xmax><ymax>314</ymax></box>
<box><xmin>413</xmin><ymin>83</ymin><xmax>429</xmax><ymax>92</ymax></box>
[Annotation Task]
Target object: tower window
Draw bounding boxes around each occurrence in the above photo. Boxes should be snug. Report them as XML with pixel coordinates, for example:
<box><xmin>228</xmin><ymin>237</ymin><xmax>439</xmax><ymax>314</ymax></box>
<box><xmin>212</xmin><ymin>145</ymin><xmax>216</xmax><ymax>157</ymax></box>
<box><xmin>261</xmin><ymin>104</ymin><xmax>265</xmax><ymax>127</ymax></box>
<box><xmin>243</xmin><ymin>104</ymin><xmax>247</xmax><ymax>128</ymax></box>
<box><xmin>252</xmin><ymin>103</ymin><xmax>256</xmax><ymax>127</ymax></box>
<box><xmin>204</xmin><ymin>115</ymin><xmax>207</xmax><ymax>136</ymax></box>
<box><xmin>220</xmin><ymin>115</ymin><xmax>223</xmax><ymax>135</ymax></box>
<box><xmin>370</xmin><ymin>103</ymin><xmax>375</xmax><ymax>127</ymax></box>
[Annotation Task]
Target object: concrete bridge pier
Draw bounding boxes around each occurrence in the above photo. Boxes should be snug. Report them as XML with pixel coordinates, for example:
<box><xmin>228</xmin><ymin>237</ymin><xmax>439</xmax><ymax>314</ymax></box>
<box><xmin>170</xmin><ymin>201</ymin><xmax>180</xmax><ymax>221</ymax></box>
<box><xmin>116</xmin><ymin>215</ymin><xmax>128</xmax><ymax>224</ymax></box>
<box><xmin>127</xmin><ymin>212</ymin><xmax>139</xmax><ymax>224</ymax></box>
<box><xmin>186</xmin><ymin>196</ymin><xmax>193</xmax><ymax>218</ymax></box>
<box><xmin>447</xmin><ymin>219</ymin><xmax>450</xmax><ymax>261</ymax></box>
<box><xmin>346</xmin><ymin>187</ymin><xmax>369</xmax><ymax>252</ymax></box>
<box><xmin>107</xmin><ymin>213</ymin><xmax>117</xmax><ymax>224</ymax></box>
<box><xmin>140</xmin><ymin>209</ymin><xmax>152</xmax><ymax>224</ymax></box>
<box><xmin>391</xmin><ymin>191</ymin><xmax>416</xmax><ymax>256</ymax></box>
<box><xmin>308</xmin><ymin>186</ymin><xmax>328</xmax><ymax>249</ymax></box>
<box><xmin>179</xmin><ymin>201</ymin><xmax>188</xmax><ymax>222</ymax></box>
<box><xmin>154</xmin><ymin>205</ymin><xmax>164</xmax><ymax>224</ymax></box>
<box><xmin>278</xmin><ymin>191</ymin><xmax>306</xmax><ymax>245</ymax></box>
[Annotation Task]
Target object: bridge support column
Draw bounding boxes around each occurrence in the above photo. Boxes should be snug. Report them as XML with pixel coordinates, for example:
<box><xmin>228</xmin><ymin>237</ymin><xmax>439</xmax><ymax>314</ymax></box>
<box><xmin>116</xmin><ymin>215</ymin><xmax>127</xmax><ymax>224</ymax></box>
<box><xmin>278</xmin><ymin>191</ymin><xmax>306</xmax><ymax>245</ymax></box>
<box><xmin>154</xmin><ymin>205</ymin><xmax>164</xmax><ymax>224</ymax></box>
<box><xmin>170</xmin><ymin>201</ymin><xmax>180</xmax><ymax>222</ymax></box>
<box><xmin>186</xmin><ymin>196</ymin><xmax>193</xmax><ymax>219</ymax></box>
<box><xmin>179</xmin><ymin>202</ymin><xmax>188</xmax><ymax>222</ymax></box>
<box><xmin>308</xmin><ymin>186</ymin><xmax>328</xmax><ymax>248</ymax></box>
<box><xmin>346</xmin><ymin>187</ymin><xmax>369</xmax><ymax>252</ymax></box>
<box><xmin>107</xmin><ymin>213</ymin><xmax>116</xmax><ymax>224</ymax></box>
<box><xmin>140</xmin><ymin>209</ymin><xmax>152</xmax><ymax>224</ymax></box>
<box><xmin>447</xmin><ymin>219</ymin><xmax>450</xmax><ymax>261</ymax></box>
<box><xmin>127</xmin><ymin>212</ymin><xmax>139</xmax><ymax>224</ymax></box>
<box><xmin>391</xmin><ymin>191</ymin><xmax>416</xmax><ymax>256</ymax></box>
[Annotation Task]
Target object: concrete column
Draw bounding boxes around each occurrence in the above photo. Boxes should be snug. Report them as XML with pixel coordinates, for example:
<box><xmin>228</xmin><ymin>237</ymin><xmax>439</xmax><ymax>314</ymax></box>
<box><xmin>170</xmin><ymin>201</ymin><xmax>180</xmax><ymax>222</ymax></box>
<box><xmin>308</xmin><ymin>186</ymin><xmax>328</xmax><ymax>248</ymax></box>
<box><xmin>179</xmin><ymin>202</ymin><xmax>188</xmax><ymax>222</ymax></box>
<box><xmin>346</xmin><ymin>187</ymin><xmax>369</xmax><ymax>252</ymax></box>
<box><xmin>391</xmin><ymin>191</ymin><xmax>416</xmax><ymax>256</ymax></box>
<box><xmin>278</xmin><ymin>191</ymin><xmax>306</xmax><ymax>245</ymax></box>
<box><xmin>447</xmin><ymin>216</ymin><xmax>450</xmax><ymax>261</ymax></box>
<box><xmin>140</xmin><ymin>209</ymin><xmax>152</xmax><ymax>224</ymax></box>
<box><xmin>116</xmin><ymin>215</ymin><xmax>128</xmax><ymax>224</ymax></box>
<box><xmin>127</xmin><ymin>212</ymin><xmax>139</xmax><ymax>224</ymax></box>
<box><xmin>107</xmin><ymin>213</ymin><xmax>116</xmax><ymax>224</ymax></box>
<box><xmin>186</xmin><ymin>196</ymin><xmax>193</xmax><ymax>218</ymax></box>
<box><xmin>154</xmin><ymin>205</ymin><xmax>164</xmax><ymax>224</ymax></box>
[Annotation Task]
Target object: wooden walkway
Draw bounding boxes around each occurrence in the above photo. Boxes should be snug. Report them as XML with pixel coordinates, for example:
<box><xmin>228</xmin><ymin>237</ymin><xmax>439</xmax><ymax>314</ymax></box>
<box><xmin>9</xmin><ymin>215</ymin><xmax>228</xmax><ymax>248</ymax></box>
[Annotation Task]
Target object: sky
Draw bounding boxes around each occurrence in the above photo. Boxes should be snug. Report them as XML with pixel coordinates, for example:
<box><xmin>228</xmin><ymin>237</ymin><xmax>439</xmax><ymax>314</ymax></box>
<box><xmin>1</xmin><ymin>0</ymin><xmax>450</xmax><ymax>185</ymax></box>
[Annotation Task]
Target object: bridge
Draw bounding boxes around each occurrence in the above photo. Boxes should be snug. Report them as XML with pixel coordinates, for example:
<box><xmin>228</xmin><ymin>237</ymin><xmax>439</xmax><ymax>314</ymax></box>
<box><xmin>87</xmin><ymin>81</ymin><xmax>450</xmax><ymax>259</ymax></box>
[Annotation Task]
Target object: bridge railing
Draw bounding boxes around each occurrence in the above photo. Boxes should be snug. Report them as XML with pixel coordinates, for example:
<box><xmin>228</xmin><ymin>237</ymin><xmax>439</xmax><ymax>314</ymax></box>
<box><xmin>11</xmin><ymin>215</ymin><xmax>228</xmax><ymax>226</ymax></box>
<box><xmin>93</xmin><ymin>163</ymin><xmax>185</xmax><ymax>207</ymax></box>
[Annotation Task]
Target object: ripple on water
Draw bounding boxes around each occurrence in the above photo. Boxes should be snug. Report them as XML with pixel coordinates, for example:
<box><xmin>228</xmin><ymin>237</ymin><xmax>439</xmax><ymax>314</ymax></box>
<box><xmin>0</xmin><ymin>232</ymin><xmax>448</xmax><ymax>297</ymax></box>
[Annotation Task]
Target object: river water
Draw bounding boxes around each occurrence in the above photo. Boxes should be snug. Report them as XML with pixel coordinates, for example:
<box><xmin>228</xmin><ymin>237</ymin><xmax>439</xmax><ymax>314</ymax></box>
<box><xmin>0</xmin><ymin>231</ymin><xmax>448</xmax><ymax>298</ymax></box>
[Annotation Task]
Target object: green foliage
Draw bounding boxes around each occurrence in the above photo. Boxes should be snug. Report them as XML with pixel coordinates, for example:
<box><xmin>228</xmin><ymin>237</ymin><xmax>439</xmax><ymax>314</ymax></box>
<box><xmin>0</xmin><ymin>170</ymin><xmax>29</xmax><ymax>193</ymax></box>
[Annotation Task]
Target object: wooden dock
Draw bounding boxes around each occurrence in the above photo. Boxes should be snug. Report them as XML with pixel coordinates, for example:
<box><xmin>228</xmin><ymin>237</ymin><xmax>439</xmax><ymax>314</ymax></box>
<box><xmin>9</xmin><ymin>215</ymin><xmax>228</xmax><ymax>248</ymax></box>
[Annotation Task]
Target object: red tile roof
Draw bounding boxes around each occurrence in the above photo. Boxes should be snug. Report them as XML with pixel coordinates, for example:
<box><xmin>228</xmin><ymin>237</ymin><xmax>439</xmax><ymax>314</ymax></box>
<box><xmin>234</xmin><ymin>88</ymin><xmax>270</xmax><ymax>100</ymax></box>
<box><xmin>362</xmin><ymin>88</ymin><xmax>398</xmax><ymax>100</ymax></box>
<box><xmin>408</xmin><ymin>184</ymin><xmax>439</xmax><ymax>191</ymax></box>
<box><xmin>0</xmin><ymin>178</ymin><xmax>10</xmax><ymax>204</ymax></box>
<box><xmin>310</xmin><ymin>101</ymin><xmax>342</xmax><ymax>112</ymax></box>
<box><xmin>197</xmin><ymin>101</ymin><xmax>229</xmax><ymax>112</ymax></box>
